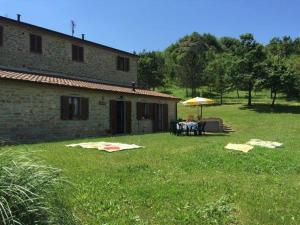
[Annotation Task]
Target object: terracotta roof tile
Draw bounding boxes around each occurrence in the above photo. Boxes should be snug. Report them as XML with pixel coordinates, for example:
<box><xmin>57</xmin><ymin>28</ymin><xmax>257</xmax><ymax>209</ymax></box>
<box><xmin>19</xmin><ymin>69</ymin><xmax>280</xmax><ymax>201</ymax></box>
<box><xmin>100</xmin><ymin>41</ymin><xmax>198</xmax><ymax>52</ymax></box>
<box><xmin>0</xmin><ymin>69</ymin><xmax>180</xmax><ymax>100</ymax></box>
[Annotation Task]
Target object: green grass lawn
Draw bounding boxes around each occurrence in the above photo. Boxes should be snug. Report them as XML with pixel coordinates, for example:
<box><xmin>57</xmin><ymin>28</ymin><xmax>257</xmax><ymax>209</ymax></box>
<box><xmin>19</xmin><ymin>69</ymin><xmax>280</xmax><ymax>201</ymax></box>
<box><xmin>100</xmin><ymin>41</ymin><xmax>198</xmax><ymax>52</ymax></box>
<box><xmin>2</xmin><ymin>92</ymin><xmax>300</xmax><ymax>225</ymax></box>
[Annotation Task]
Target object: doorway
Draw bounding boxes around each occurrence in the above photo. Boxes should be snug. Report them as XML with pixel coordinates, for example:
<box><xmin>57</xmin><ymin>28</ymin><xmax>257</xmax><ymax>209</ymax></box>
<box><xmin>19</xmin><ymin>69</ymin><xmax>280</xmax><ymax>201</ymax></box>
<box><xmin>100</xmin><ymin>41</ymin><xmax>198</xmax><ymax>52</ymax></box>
<box><xmin>152</xmin><ymin>104</ymin><xmax>168</xmax><ymax>132</ymax></box>
<box><xmin>110</xmin><ymin>100</ymin><xmax>131</xmax><ymax>134</ymax></box>
<box><xmin>116</xmin><ymin>101</ymin><xmax>125</xmax><ymax>134</ymax></box>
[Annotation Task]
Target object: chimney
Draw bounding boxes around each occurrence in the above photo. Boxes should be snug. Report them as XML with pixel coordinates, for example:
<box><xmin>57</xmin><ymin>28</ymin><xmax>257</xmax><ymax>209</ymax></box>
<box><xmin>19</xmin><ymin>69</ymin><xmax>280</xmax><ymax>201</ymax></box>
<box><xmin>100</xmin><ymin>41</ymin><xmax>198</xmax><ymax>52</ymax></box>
<box><xmin>81</xmin><ymin>34</ymin><xmax>85</xmax><ymax>40</ymax></box>
<box><xmin>17</xmin><ymin>14</ymin><xmax>21</xmax><ymax>22</ymax></box>
<box><xmin>132</xmin><ymin>82</ymin><xmax>136</xmax><ymax>92</ymax></box>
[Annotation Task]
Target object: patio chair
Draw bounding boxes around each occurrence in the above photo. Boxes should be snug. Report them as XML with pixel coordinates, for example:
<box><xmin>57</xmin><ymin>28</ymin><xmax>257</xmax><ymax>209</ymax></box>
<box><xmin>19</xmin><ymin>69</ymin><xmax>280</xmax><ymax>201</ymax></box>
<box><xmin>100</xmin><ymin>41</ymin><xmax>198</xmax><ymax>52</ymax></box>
<box><xmin>196</xmin><ymin>122</ymin><xmax>206</xmax><ymax>135</ymax></box>
<box><xmin>170</xmin><ymin>121</ymin><xmax>177</xmax><ymax>135</ymax></box>
<box><xmin>170</xmin><ymin>121</ymin><xmax>184</xmax><ymax>136</ymax></box>
<box><xmin>177</xmin><ymin>123</ymin><xmax>184</xmax><ymax>135</ymax></box>
<box><xmin>185</xmin><ymin>125</ymin><xmax>190</xmax><ymax>136</ymax></box>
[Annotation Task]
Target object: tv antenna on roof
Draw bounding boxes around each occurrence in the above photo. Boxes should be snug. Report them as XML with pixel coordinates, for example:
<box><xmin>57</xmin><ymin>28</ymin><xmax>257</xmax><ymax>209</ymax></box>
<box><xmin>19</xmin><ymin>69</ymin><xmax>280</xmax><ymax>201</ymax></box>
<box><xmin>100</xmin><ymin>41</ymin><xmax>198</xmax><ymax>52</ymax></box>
<box><xmin>70</xmin><ymin>20</ymin><xmax>76</xmax><ymax>36</ymax></box>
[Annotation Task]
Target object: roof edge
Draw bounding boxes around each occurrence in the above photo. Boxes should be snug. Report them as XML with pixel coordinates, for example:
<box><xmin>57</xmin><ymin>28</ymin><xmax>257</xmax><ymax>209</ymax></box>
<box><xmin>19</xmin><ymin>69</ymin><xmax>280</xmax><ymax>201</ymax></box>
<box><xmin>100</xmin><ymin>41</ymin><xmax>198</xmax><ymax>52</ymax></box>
<box><xmin>0</xmin><ymin>16</ymin><xmax>138</xmax><ymax>58</ymax></box>
<box><xmin>0</xmin><ymin>68</ymin><xmax>181</xmax><ymax>101</ymax></box>
<box><xmin>0</xmin><ymin>65</ymin><xmax>138</xmax><ymax>89</ymax></box>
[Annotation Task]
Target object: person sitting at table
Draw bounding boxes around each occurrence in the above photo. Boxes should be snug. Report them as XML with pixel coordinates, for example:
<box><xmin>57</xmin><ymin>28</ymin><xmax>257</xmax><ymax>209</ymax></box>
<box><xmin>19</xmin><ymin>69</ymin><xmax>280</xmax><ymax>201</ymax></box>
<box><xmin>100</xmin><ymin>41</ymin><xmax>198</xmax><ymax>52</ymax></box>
<box><xmin>187</xmin><ymin>114</ymin><xmax>195</xmax><ymax>122</ymax></box>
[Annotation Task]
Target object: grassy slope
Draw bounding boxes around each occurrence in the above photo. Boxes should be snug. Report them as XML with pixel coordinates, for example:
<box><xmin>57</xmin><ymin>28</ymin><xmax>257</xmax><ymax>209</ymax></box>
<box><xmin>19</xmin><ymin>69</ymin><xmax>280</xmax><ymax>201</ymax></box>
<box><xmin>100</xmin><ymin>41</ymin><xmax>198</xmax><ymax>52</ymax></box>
<box><xmin>2</xmin><ymin>88</ymin><xmax>300</xmax><ymax>225</ymax></box>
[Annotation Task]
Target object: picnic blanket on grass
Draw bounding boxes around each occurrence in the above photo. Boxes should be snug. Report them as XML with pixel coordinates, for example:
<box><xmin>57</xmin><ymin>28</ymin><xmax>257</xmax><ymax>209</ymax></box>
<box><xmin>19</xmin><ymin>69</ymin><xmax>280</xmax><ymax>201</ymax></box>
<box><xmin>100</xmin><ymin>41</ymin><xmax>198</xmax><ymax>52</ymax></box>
<box><xmin>225</xmin><ymin>143</ymin><xmax>254</xmax><ymax>153</ymax></box>
<box><xmin>66</xmin><ymin>142</ymin><xmax>143</xmax><ymax>152</ymax></box>
<box><xmin>246</xmin><ymin>139</ymin><xmax>283</xmax><ymax>149</ymax></box>
<box><xmin>225</xmin><ymin>139</ymin><xmax>283</xmax><ymax>153</ymax></box>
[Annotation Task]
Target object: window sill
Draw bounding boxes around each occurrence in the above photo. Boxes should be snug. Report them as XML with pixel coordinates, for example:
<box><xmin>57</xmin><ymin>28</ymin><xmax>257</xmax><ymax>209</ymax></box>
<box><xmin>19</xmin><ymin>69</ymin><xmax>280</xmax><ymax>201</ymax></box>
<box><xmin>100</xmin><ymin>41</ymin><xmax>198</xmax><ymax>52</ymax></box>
<box><xmin>30</xmin><ymin>51</ymin><xmax>42</xmax><ymax>55</ymax></box>
<box><xmin>61</xmin><ymin>118</ymin><xmax>88</xmax><ymax>121</ymax></box>
<box><xmin>72</xmin><ymin>60</ymin><xmax>85</xmax><ymax>63</ymax></box>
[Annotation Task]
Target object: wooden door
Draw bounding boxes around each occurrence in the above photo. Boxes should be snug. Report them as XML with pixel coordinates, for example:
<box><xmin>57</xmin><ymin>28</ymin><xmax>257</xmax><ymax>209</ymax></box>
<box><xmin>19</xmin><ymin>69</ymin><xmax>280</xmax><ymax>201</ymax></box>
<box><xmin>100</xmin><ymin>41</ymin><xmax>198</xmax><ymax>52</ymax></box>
<box><xmin>110</xmin><ymin>100</ymin><xmax>117</xmax><ymax>134</ymax></box>
<box><xmin>125</xmin><ymin>101</ymin><xmax>132</xmax><ymax>133</ymax></box>
<box><xmin>163</xmin><ymin>104</ymin><xmax>169</xmax><ymax>131</ymax></box>
<box><xmin>152</xmin><ymin>103</ymin><xmax>169</xmax><ymax>132</ymax></box>
<box><xmin>152</xmin><ymin>103</ymin><xmax>158</xmax><ymax>132</ymax></box>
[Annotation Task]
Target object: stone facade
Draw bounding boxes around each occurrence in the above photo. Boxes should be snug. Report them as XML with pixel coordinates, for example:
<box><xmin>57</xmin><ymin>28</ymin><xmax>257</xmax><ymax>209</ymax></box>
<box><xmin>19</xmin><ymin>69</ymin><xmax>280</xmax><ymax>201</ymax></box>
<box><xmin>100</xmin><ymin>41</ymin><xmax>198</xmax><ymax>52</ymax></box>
<box><xmin>0</xmin><ymin>17</ymin><xmax>138</xmax><ymax>86</ymax></box>
<box><xmin>0</xmin><ymin>17</ymin><xmax>179</xmax><ymax>142</ymax></box>
<box><xmin>0</xmin><ymin>80</ymin><xmax>177</xmax><ymax>142</ymax></box>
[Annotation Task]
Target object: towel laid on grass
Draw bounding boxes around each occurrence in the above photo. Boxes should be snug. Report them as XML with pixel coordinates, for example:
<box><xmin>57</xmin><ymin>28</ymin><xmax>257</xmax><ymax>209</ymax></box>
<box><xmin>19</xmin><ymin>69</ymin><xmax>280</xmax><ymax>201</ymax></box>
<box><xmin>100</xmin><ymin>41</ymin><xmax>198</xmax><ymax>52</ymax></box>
<box><xmin>246</xmin><ymin>139</ymin><xmax>283</xmax><ymax>149</ymax></box>
<box><xmin>66</xmin><ymin>142</ymin><xmax>143</xmax><ymax>152</ymax></box>
<box><xmin>225</xmin><ymin>139</ymin><xmax>283</xmax><ymax>153</ymax></box>
<box><xmin>225</xmin><ymin>143</ymin><xmax>254</xmax><ymax>153</ymax></box>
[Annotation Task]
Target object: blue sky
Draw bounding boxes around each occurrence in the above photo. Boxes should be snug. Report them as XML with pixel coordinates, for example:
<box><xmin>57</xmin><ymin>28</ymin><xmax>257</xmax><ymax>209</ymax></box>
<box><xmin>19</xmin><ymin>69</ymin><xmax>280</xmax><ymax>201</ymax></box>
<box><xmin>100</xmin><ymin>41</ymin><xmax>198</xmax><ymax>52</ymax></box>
<box><xmin>1</xmin><ymin>0</ymin><xmax>299</xmax><ymax>53</ymax></box>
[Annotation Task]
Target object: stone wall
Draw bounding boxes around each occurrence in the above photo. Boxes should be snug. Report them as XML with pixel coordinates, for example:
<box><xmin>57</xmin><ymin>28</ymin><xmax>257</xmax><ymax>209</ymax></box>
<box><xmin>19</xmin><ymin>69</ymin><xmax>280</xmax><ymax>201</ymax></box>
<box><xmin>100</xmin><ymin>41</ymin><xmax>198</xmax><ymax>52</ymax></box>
<box><xmin>0</xmin><ymin>80</ymin><xmax>177</xmax><ymax>142</ymax></box>
<box><xmin>0</xmin><ymin>19</ymin><xmax>138</xmax><ymax>86</ymax></box>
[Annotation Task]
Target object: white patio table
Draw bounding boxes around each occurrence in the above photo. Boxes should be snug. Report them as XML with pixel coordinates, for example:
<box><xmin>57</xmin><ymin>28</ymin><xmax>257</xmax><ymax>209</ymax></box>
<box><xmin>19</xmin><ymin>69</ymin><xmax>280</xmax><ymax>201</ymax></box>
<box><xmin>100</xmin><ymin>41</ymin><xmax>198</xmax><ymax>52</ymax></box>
<box><xmin>177</xmin><ymin>121</ymin><xmax>198</xmax><ymax>131</ymax></box>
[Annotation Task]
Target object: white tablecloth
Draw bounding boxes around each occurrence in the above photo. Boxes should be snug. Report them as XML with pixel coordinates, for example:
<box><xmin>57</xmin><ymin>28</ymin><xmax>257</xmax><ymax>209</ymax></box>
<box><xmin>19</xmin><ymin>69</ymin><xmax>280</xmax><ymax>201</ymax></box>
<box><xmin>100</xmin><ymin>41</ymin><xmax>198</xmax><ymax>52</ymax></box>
<box><xmin>177</xmin><ymin>122</ymin><xmax>198</xmax><ymax>130</ymax></box>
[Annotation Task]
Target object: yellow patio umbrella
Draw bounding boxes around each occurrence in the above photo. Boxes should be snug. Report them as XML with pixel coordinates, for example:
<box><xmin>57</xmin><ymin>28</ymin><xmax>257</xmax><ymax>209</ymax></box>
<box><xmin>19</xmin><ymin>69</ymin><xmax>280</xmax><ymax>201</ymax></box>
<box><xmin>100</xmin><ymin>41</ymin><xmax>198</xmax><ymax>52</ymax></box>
<box><xmin>182</xmin><ymin>97</ymin><xmax>214</xmax><ymax>119</ymax></box>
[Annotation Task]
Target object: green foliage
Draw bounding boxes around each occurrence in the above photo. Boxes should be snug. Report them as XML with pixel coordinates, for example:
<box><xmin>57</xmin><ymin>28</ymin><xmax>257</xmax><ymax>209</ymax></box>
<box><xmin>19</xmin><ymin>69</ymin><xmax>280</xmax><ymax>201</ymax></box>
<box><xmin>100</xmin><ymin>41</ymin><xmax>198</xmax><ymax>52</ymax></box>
<box><xmin>204</xmin><ymin>53</ymin><xmax>235</xmax><ymax>104</ymax></box>
<box><xmin>138</xmin><ymin>32</ymin><xmax>300</xmax><ymax>106</ymax></box>
<box><xmin>265</xmin><ymin>55</ymin><xmax>299</xmax><ymax>106</ymax></box>
<box><xmin>0</xmin><ymin>150</ymin><xmax>78</xmax><ymax>225</ymax></box>
<box><xmin>220</xmin><ymin>37</ymin><xmax>240</xmax><ymax>54</ymax></box>
<box><xmin>164</xmin><ymin>32</ymin><xmax>221</xmax><ymax>96</ymax></box>
<box><xmin>231</xmin><ymin>33</ymin><xmax>267</xmax><ymax>105</ymax></box>
<box><xmin>266</xmin><ymin>36</ymin><xmax>296</xmax><ymax>57</ymax></box>
<box><xmin>137</xmin><ymin>51</ymin><xmax>165</xmax><ymax>90</ymax></box>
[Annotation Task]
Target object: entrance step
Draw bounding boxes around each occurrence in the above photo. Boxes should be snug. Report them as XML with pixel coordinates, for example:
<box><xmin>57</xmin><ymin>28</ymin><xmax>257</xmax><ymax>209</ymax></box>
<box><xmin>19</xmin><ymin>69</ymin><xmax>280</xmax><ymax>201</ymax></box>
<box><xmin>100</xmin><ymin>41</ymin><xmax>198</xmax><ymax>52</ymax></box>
<box><xmin>222</xmin><ymin>124</ymin><xmax>235</xmax><ymax>132</ymax></box>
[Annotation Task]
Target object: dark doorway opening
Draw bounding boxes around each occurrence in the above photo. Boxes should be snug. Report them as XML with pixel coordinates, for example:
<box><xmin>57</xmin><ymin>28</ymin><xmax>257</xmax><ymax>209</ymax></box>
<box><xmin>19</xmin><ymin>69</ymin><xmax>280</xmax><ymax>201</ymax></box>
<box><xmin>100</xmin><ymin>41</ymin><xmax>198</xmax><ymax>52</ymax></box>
<box><xmin>110</xmin><ymin>100</ymin><xmax>132</xmax><ymax>135</ymax></box>
<box><xmin>116</xmin><ymin>101</ymin><xmax>125</xmax><ymax>134</ymax></box>
<box><xmin>152</xmin><ymin>104</ymin><xmax>168</xmax><ymax>132</ymax></box>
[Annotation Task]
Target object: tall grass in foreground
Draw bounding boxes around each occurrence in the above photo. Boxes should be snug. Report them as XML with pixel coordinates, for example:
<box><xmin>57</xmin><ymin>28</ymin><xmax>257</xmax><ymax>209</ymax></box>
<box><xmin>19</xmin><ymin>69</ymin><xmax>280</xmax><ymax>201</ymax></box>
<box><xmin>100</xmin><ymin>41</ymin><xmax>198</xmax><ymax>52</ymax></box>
<box><xmin>0</xmin><ymin>150</ymin><xmax>78</xmax><ymax>225</ymax></box>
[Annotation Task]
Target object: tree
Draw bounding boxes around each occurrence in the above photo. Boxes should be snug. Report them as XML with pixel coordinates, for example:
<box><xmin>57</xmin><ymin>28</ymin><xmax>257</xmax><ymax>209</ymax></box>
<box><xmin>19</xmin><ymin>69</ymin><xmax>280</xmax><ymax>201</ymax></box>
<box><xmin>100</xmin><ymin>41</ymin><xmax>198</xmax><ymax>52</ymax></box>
<box><xmin>204</xmin><ymin>53</ymin><xmax>233</xmax><ymax>104</ymax></box>
<box><xmin>266</xmin><ymin>36</ymin><xmax>294</xmax><ymax>57</ymax></box>
<box><xmin>266</xmin><ymin>56</ymin><xmax>299</xmax><ymax>106</ymax></box>
<box><xmin>137</xmin><ymin>51</ymin><xmax>165</xmax><ymax>90</ymax></box>
<box><xmin>220</xmin><ymin>37</ymin><xmax>240</xmax><ymax>53</ymax></box>
<box><xmin>176</xmin><ymin>42</ymin><xmax>207</xmax><ymax>96</ymax></box>
<box><xmin>287</xmin><ymin>56</ymin><xmax>300</xmax><ymax>98</ymax></box>
<box><xmin>236</xmin><ymin>33</ymin><xmax>267</xmax><ymax>106</ymax></box>
<box><xmin>164</xmin><ymin>32</ymin><xmax>220</xmax><ymax>96</ymax></box>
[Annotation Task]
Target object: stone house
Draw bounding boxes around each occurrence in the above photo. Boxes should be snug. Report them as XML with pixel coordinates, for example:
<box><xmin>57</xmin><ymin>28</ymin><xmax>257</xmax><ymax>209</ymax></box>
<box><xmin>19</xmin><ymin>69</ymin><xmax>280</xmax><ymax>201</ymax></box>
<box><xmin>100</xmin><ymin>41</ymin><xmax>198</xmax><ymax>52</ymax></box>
<box><xmin>0</xmin><ymin>15</ymin><xmax>179</xmax><ymax>142</ymax></box>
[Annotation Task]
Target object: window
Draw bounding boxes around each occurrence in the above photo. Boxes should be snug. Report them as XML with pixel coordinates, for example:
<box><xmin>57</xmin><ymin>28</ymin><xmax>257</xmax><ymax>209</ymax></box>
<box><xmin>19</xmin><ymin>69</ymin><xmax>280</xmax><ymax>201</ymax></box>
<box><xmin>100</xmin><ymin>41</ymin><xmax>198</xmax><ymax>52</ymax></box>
<box><xmin>136</xmin><ymin>102</ymin><xmax>152</xmax><ymax>120</ymax></box>
<box><xmin>143</xmin><ymin>103</ymin><xmax>150</xmax><ymax>119</ymax></box>
<box><xmin>0</xmin><ymin>26</ymin><xmax>3</xmax><ymax>46</ymax></box>
<box><xmin>30</xmin><ymin>34</ymin><xmax>42</xmax><ymax>53</ymax></box>
<box><xmin>117</xmin><ymin>56</ymin><xmax>130</xmax><ymax>72</ymax></box>
<box><xmin>61</xmin><ymin>96</ymin><xmax>89</xmax><ymax>120</ymax></box>
<box><xmin>72</xmin><ymin>45</ymin><xmax>84</xmax><ymax>62</ymax></box>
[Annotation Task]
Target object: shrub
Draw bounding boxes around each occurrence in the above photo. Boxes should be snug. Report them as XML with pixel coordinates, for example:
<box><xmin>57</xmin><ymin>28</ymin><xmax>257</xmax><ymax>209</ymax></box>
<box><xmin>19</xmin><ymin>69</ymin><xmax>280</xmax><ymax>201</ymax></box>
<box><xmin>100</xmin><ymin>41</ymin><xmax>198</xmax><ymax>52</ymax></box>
<box><xmin>0</xmin><ymin>150</ymin><xmax>78</xmax><ymax>225</ymax></box>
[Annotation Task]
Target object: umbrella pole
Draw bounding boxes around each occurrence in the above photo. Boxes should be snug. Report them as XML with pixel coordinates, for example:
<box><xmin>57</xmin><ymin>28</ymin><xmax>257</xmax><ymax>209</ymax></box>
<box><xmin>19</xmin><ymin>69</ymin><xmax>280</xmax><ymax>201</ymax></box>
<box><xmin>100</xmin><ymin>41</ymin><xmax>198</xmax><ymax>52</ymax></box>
<box><xmin>201</xmin><ymin>105</ymin><xmax>203</xmax><ymax>120</ymax></box>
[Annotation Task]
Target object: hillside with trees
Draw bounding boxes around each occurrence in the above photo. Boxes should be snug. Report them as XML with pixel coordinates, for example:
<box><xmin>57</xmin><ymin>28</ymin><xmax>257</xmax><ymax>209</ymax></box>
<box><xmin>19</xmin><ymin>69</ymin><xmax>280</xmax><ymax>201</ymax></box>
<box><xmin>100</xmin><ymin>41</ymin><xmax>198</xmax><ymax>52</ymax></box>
<box><xmin>137</xmin><ymin>33</ymin><xmax>300</xmax><ymax>106</ymax></box>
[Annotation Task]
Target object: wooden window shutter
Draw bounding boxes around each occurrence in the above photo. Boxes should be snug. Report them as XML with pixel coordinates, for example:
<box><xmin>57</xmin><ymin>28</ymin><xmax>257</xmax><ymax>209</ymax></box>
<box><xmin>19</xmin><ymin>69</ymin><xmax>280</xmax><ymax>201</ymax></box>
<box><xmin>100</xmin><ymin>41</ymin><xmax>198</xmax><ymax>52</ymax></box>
<box><xmin>37</xmin><ymin>35</ymin><xmax>42</xmax><ymax>53</ymax></box>
<box><xmin>79</xmin><ymin>46</ymin><xmax>84</xmax><ymax>62</ymax></box>
<box><xmin>152</xmin><ymin>103</ymin><xmax>158</xmax><ymax>132</ymax></box>
<box><xmin>125</xmin><ymin>101</ymin><xmax>132</xmax><ymax>133</ymax></box>
<box><xmin>30</xmin><ymin>34</ymin><xmax>35</xmax><ymax>52</ymax></box>
<box><xmin>124</xmin><ymin>58</ymin><xmax>130</xmax><ymax>71</ymax></box>
<box><xmin>117</xmin><ymin>56</ymin><xmax>120</xmax><ymax>70</ymax></box>
<box><xmin>110</xmin><ymin>100</ymin><xmax>117</xmax><ymax>134</ymax></box>
<box><xmin>149</xmin><ymin>103</ymin><xmax>155</xmax><ymax>120</ymax></box>
<box><xmin>141</xmin><ymin>103</ymin><xmax>146</xmax><ymax>119</ymax></box>
<box><xmin>80</xmin><ymin>97</ymin><xmax>89</xmax><ymax>120</ymax></box>
<box><xmin>72</xmin><ymin>45</ymin><xmax>77</xmax><ymax>61</ymax></box>
<box><xmin>61</xmin><ymin>96</ymin><xmax>70</xmax><ymax>120</ymax></box>
<box><xmin>163</xmin><ymin>104</ymin><xmax>169</xmax><ymax>131</ymax></box>
<box><xmin>0</xmin><ymin>26</ymin><xmax>3</xmax><ymax>46</ymax></box>
<box><xmin>136</xmin><ymin>102</ymin><xmax>142</xmax><ymax>120</ymax></box>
